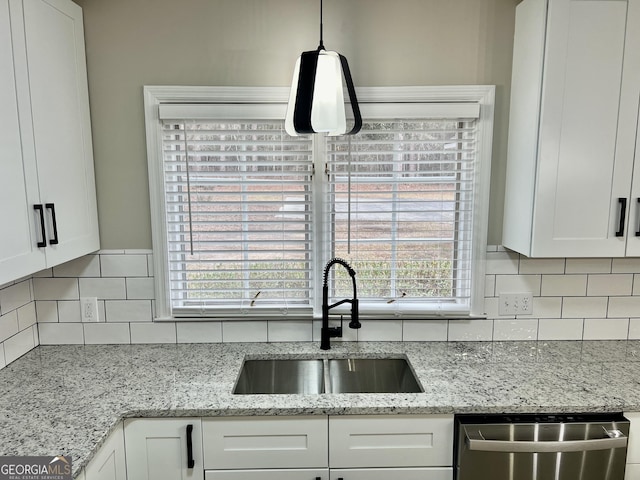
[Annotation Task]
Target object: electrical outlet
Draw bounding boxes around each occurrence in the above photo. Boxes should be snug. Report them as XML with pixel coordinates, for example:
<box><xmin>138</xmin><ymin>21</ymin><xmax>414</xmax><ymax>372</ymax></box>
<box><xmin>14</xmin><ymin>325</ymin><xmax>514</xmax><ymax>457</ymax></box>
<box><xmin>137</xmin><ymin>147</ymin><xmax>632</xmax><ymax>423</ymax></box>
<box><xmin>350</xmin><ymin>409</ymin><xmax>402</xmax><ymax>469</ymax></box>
<box><xmin>498</xmin><ymin>293</ymin><xmax>533</xmax><ymax>316</ymax></box>
<box><xmin>80</xmin><ymin>297</ymin><xmax>99</xmax><ymax>322</ymax></box>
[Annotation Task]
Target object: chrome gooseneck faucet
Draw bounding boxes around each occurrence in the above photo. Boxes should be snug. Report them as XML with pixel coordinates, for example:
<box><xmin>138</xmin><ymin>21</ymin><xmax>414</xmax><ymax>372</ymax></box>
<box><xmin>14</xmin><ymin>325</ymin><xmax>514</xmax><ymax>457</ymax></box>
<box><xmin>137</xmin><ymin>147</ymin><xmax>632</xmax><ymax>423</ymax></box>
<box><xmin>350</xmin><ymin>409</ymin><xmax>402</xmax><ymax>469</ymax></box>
<box><xmin>321</xmin><ymin>258</ymin><xmax>360</xmax><ymax>350</ymax></box>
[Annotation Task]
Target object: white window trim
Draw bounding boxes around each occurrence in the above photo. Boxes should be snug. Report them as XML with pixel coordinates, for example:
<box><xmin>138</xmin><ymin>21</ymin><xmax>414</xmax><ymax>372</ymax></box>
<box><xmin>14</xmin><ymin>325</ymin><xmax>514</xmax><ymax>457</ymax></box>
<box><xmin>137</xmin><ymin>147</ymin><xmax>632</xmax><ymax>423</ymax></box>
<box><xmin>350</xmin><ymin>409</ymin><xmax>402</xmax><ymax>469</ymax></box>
<box><xmin>144</xmin><ymin>85</ymin><xmax>495</xmax><ymax>321</ymax></box>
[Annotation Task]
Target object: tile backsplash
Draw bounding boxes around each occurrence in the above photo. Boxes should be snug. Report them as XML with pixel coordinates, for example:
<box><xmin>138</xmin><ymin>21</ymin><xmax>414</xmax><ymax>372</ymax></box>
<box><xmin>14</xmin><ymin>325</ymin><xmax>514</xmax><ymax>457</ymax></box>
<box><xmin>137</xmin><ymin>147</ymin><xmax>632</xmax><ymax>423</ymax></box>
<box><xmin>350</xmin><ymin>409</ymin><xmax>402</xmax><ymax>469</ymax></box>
<box><xmin>1</xmin><ymin>246</ymin><xmax>640</xmax><ymax>362</ymax></box>
<box><xmin>0</xmin><ymin>278</ymin><xmax>38</xmax><ymax>369</ymax></box>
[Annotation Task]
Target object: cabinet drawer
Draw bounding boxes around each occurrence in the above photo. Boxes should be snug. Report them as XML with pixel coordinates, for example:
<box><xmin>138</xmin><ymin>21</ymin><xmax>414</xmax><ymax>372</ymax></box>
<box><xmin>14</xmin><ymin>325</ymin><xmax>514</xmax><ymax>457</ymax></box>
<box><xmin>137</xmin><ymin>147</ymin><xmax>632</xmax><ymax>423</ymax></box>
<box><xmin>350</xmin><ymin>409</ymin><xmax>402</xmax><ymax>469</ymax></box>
<box><xmin>205</xmin><ymin>469</ymin><xmax>328</xmax><ymax>480</ymax></box>
<box><xmin>329</xmin><ymin>415</ymin><xmax>453</xmax><ymax>468</ymax></box>
<box><xmin>203</xmin><ymin>416</ymin><xmax>328</xmax><ymax>469</ymax></box>
<box><xmin>330</xmin><ymin>467</ymin><xmax>452</xmax><ymax>480</ymax></box>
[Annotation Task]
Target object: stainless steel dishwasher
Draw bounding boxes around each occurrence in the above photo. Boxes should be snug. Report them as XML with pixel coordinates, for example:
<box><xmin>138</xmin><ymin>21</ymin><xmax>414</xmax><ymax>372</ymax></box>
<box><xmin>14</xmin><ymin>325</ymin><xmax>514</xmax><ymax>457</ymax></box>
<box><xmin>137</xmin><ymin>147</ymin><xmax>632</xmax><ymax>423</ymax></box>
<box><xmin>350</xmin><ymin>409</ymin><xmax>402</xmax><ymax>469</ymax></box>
<box><xmin>455</xmin><ymin>413</ymin><xmax>630</xmax><ymax>480</ymax></box>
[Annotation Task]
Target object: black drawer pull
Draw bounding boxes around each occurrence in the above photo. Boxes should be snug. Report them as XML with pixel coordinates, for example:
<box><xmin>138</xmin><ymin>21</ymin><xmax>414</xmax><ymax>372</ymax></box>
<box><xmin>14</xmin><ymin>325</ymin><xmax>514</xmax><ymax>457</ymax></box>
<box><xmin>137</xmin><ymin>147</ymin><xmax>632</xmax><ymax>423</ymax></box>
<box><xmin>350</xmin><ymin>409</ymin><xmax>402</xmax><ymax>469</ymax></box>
<box><xmin>635</xmin><ymin>198</ymin><xmax>640</xmax><ymax>237</ymax></box>
<box><xmin>186</xmin><ymin>424</ymin><xmax>195</xmax><ymax>469</ymax></box>
<box><xmin>616</xmin><ymin>197</ymin><xmax>627</xmax><ymax>237</ymax></box>
<box><xmin>45</xmin><ymin>203</ymin><xmax>59</xmax><ymax>245</ymax></box>
<box><xmin>33</xmin><ymin>204</ymin><xmax>46</xmax><ymax>248</ymax></box>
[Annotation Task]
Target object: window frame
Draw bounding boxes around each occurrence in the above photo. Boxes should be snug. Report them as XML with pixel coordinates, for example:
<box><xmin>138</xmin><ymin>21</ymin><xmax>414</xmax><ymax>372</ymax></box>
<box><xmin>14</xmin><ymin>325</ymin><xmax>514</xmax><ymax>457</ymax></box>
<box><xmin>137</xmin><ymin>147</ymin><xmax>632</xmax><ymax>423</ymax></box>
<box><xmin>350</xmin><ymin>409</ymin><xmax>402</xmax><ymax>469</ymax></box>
<box><xmin>144</xmin><ymin>85</ymin><xmax>495</xmax><ymax>321</ymax></box>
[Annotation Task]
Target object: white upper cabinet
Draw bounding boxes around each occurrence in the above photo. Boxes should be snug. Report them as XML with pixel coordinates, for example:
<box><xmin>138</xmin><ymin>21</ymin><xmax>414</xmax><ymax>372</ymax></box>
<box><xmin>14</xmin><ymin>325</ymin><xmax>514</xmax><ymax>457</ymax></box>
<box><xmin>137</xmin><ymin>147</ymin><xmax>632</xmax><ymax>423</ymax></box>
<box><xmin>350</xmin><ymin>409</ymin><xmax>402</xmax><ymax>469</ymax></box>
<box><xmin>0</xmin><ymin>0</ymin><xmax>46</xmax><ymax>280</ymax></box>
<box><xmin>0</xmin><ymin>0</ymin><xmax>99</xmax><ymax>284</ymax></box>
<box><xmin>503</xmin><ymin>0</ymin><xmax>640</xmax><ymax>257</ymax></box>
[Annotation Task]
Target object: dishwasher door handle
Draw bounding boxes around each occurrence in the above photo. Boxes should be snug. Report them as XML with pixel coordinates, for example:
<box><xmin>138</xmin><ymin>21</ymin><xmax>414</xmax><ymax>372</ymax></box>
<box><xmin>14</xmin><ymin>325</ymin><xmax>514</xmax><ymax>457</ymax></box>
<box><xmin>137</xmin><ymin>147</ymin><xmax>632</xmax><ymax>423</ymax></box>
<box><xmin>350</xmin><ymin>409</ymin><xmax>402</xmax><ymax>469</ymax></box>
<box><xmin>464</xmin><ymin>426</ymin><xmax>628</xmax><ymax>453</ymax></box>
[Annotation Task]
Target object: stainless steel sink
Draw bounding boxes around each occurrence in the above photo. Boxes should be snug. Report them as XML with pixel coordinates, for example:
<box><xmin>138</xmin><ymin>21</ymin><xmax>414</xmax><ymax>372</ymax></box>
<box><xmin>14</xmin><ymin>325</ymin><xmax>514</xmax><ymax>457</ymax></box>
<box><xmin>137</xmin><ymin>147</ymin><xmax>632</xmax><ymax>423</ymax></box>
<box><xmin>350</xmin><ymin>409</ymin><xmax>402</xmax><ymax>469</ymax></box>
<box><xmin>234</xmin><ymin>359</ymin><xmax>325</xmax><ymax>394</ymax></box>
<box><xmin>233</xmin><ymin>357</ymin><xmax>422</xmax><ymax>394</ymax></box>
<box><xmin>328</xmin><ymin>358</ymin><xmax>423</xmax><ymax>393</ymax></box>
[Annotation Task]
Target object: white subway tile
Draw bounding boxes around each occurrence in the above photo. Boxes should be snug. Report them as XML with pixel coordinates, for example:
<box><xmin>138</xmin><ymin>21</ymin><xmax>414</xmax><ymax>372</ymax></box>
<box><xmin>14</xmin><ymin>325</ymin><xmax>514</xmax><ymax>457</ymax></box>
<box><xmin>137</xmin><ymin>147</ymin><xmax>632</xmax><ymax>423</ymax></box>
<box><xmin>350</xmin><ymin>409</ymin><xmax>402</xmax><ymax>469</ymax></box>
<box><xmin>130</xmin><ymin>322</ymin><xmax>176</xmax><ymax>344</ymax></box>
<box><xmin>126</xmin><ymin>278</ymin><xmax>155</xmax><ymax>300</ymax></box>
<box><xmin>38</xmin><ymin>323</ymin><xmax>84</xmax><ymax>345</ymax></box>
<box><xmin>447</xmin><ymin>319</ymin><xmax>493</xmax><ymax>341</ymax></box>
<box><xmin>125</xmin><ymin>249</ymin><xmax>153</xmax><ymax>255</ymax></box>
<box><xmin>565</xmin><ymin>258</ymin><xmax>612</xmax><ymax>274</ymax></box>
<box><xmin>223</xmin><ymin>321</ymin><xmax>268</xmax><ymax>343</ymax></box>
<box><xmin>583</xmin><ymin>318</ymin><xmax>629</xmax><ymax>340</ymax></box>
<box><xmin>0</xmin><ymin>344</ymin><xmax>5</xmax><ymax>370</ymax></box>
<box><xmin>608</xmin><ymin>297</ymin><xmax>640</xmax><ymax>318</ymax></box>
<box><xmin>35</xmin><ymin>301</ymin><xmax>58</xmax><ymax>323</ymax></box>
<box><xmin>628</xmin><ymin>318</ymin><xmax>640</xmax><ymax>339</ymax></box>
<box><xmin>519</xmin><ymin>258</ymin><xmax>565</xmax><ymax>274</ymax></box>
<box><xmin>402</xmin><ymin>320</ymin><xmax>448</xmax><ymax>341</ymax></box>
<box><xmin>531</xmin><ymin>297</ymin><xmax>562</xmax><ymax>319</ymax></box>
<box><xmin>540</xmin><ymin>275</ymin><xmax>587</xmax><ymax>297</ymax></box>
<box><xmin>33</xmin><ymin>278</ymin><xmax>79</xmax><ymax>301</ymax></box>
<box><xmin>101</xmin><ymin>254</ymin><xmax>148</xmax><ymax>277</ymax></box>
<box><xmin>267</xmin><ymin>320</ymin><xmax>313</xmax><ymax>342</ymax></box>
<box><xmin>612</xmin><ymin>258</ymin><xmax>640</xmax><ymax>273</ymax></box>
<box><xmin>147</xmin><ymin>255</ymin><xmax>154</xmax><ymax>277</ymax></box>
<box><xmin>176</xmin><ymin>322</ymin><xmax>223</xmax><ymax>343</ymax></box>
<box><xmin>482</xmin><ymin>297</ymin><xmax>515</xmax><ymax>319</ymax></box>
<box><xmin>32</xmin><ymin>268</ymin><xmax>52</xmax><ymax>278</ymax></box>
<box><xmin>495</xmin><ymin>275</ymin><xmax>541</xmax><ymax>296</ymax></box>
<box><xmin>105</xmin><ymin>300</ymin><xmax>152</xmax><ymax>322</ymax></box>
<box><xmin>356</xmin><ymin>320</ymin><xmax>403</xmax><ymax>342</ymax></box>
<box><xmin>485</xmin><ymin>251</ymin><xmax>519</xmax><ymax>275</ymax></box>
<box><xmin>0</xmin><ymin>281</ymin><xmax>32</xmax><ymax>314</ymax></box>
<box><xmin>98</xmin><ymin>249</ymin><xmax>125</xmax><ymax>254</ymax></box>
<box><xmin>84</xmin><ymin>323</ymin><xmax>131</xmax><ymax>344</ymax></box>
<box><xmin>493</xmin><ymin>319</ymin><xmax>538</xmax><ymax>341</ymax></box>
<box><xmin>484</xmin><ymin>275</ymin><xmax>495</xmax><ymax>297</ymax></box>
<box><xmin>0</xmin><ymin>311</ymin><xmax>19</xmax><ymax>342</ymax></box>
<box><xmin>561</xmin><ymin>297</ymin><xmax>608</xmax><ymax>318</ymax></box>
<box><xmin>4</xmin><ymin>326</ymin><xmax>36</xmax><ymax>363</ymax></box>
<box><xmin>79</xmin><ymin>278</ymin><xmax>126</xmax><ymax>300</ymax></box>
<box><xmin>587</xmin><ymin>274</ymin><xmax>633</xmax><ymax>296</ymax></box>
<box><xmin>634</xmin><ymin>275</ymin><xmax>640</xmax><ymax>296</ymax></box>
<box><xmin>58</xmin><ymin>301</ymin><xmax>81</xmax><ymax>323</ymax></box>
<box><xmin>486</xmin><ymin>245</ymin><xmax>499</xmax><ymax>252</ymax></box>
<box><xmin>53</xmin><ymin>255</ymin><xmax>100</xmax><ymax>278</ymax></box>
<box><xmin>17</xmin><ymin>303</ymin><xmax>36</xmax><ymax>330</ymax></box>
<box><xmin>538</xmin><ymin>318</ymin><xmax>584</xmax><ymax>341</ymax></box>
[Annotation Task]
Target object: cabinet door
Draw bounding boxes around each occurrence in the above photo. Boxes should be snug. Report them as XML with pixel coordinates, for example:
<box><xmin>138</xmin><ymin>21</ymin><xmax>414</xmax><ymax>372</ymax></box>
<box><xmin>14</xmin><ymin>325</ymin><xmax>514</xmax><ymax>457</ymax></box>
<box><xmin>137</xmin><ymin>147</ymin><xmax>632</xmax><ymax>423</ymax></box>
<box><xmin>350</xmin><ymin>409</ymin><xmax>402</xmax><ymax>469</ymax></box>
<box><xmin>21</xmin><ymin>0</ymin><xmax>99</xmax><ymax>266</ymax></box>
<box><xmin>125</xmin><ymin>418</ymin><xmax>204</xmax><ymax>480</ymax></box>
<box><xmin>531</xmin><ymin>0</ymin><xmax>633</xmax><ymax>257</ymax></box>
<box><xmin>0</xmin><ymin>0</ymin><xmax>45</xmax><ymax>284</ymax></box>
<box><xmin>85</xmin><ymin>422</ymin><xmax>127</xmax><ymax>480</ymax></box>
<box><xmin>623</xmin><ymin>0</ymin><xmax>640</xmax><ymax>256</ymax></box>
<box><xmin>329</xmin><ymin>468</ymin><xmax>452</xmax><ymax>480</ymax></box>
<box><xmin>205</xmin><ymin>469</ymin><xmax>329</xmax><ymax>480</ymax></box>
<box><xmin>329</xmin><ymin>415</ymin><xmax>453</xmax><ymax>469</ymax></box>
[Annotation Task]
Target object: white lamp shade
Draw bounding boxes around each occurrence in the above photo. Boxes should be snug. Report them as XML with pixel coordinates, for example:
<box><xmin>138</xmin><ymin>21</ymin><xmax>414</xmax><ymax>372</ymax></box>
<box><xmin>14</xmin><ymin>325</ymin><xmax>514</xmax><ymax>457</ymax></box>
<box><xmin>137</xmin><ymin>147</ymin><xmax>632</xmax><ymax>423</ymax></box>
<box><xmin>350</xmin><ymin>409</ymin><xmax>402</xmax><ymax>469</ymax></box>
<box><xmin>285</xmin><ymin>49</ymin><xmax>361</xmax><ymax>137</ymax></box>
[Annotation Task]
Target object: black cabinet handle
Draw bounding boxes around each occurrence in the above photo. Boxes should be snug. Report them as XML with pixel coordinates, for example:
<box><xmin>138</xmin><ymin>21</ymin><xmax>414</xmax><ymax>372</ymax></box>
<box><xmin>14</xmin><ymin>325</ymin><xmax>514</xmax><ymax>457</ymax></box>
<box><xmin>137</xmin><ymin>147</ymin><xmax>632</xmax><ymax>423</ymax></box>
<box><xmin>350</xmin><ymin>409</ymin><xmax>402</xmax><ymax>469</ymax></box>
<box><xmin>33</xmin><ymin>204</ymin><xmax>46</xmax><ymax>248</ymax></box>
<box><xmin>45</xmin><ymin>203</ymin><xmax>59</xmax><ymax>245</ymax></box>
<box><xmin>635</xmin><ymin>198</ymin><xmax>640</xmax><ymax>237</ymax></box>
<box><xmin>616</xmin><ymin>197</ymin><xmax>627</xmax><ymax>237</ymax></box>
<box><xmin>186</xmin><ymin>424</ymin><xmax>195</xmax><ymax>469</ymax></box>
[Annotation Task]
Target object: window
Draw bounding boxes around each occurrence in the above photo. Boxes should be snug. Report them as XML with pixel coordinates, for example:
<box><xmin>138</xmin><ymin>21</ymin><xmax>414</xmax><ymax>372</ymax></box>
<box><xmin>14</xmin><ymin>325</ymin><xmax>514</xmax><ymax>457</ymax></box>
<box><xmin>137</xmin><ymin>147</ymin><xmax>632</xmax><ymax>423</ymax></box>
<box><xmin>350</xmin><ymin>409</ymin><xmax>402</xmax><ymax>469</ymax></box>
<box><xmin>145</xmin><ymin>87</ymin><xmax>494</xmax><ymax>320</ymax></box>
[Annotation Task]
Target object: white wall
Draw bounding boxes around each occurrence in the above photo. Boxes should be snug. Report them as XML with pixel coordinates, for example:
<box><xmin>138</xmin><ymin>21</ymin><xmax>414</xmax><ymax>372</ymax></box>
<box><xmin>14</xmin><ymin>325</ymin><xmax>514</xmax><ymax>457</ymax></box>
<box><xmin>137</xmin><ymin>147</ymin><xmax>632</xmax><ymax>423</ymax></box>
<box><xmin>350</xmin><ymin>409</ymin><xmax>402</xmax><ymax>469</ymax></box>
<box><xmin>74</xmin><ymin>0</ymin><xmax>519</xmax><ymax>248</ymax></box>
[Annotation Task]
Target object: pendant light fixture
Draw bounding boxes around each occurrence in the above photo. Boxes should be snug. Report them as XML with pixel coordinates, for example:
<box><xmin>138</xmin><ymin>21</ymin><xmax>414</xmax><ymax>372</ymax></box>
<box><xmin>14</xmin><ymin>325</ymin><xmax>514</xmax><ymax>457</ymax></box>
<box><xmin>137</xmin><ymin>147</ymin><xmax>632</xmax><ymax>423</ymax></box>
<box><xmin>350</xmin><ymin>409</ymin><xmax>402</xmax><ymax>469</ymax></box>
<box><xmin>285</xmin><ymin>0</ymin><xmax>362</xmax><ymax>136</ymax></box>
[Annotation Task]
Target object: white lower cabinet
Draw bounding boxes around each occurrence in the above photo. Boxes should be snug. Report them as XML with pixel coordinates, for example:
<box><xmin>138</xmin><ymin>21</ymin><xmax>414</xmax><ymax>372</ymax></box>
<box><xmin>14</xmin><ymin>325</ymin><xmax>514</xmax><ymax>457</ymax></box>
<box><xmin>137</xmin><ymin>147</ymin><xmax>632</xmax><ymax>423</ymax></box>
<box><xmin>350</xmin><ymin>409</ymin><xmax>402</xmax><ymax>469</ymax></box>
<box><xmin>124</xmin><ymin>418</ymin><xmax>203</xmax><ymax>480</ymax></box>
<box><xmin>205</xmin><ymin>469</ymin><xmax>329</xmax><ymax>480</ymax></box>
<box><xmin>84</xmin><ymin>422</ymin><xmax>127</xmax><ymax>480</ymax></box>
<box><xmin>329</xmin><ymin>468</ymin><xmax>452</xmax><ymax>480</ymax></box>
<box><xmin>123</xmin><ymin>415</ymin><xmax>454</xmax><ymax>480</ymax></box>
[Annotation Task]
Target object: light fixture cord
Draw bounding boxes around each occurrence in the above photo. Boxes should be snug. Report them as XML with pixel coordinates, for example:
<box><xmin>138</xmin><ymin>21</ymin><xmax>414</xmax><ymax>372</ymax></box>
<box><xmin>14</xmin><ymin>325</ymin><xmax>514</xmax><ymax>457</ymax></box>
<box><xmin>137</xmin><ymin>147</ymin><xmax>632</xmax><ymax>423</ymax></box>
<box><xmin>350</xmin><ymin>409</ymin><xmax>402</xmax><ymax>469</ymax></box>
<box><xmin>319</xmin><ymin>0</ymin><xmax>324</xmax><ymax>50</ymax></box>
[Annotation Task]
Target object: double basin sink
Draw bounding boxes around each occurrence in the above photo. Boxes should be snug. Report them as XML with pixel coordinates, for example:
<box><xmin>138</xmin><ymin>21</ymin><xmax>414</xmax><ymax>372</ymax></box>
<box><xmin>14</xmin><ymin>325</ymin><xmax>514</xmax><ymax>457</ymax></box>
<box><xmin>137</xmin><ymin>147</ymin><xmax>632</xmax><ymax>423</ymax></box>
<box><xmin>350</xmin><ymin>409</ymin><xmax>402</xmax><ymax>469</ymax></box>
<box><xmin>234</xmin><ymin>357</ymin><xmax>423</xmax><ymax>395</ymax></box>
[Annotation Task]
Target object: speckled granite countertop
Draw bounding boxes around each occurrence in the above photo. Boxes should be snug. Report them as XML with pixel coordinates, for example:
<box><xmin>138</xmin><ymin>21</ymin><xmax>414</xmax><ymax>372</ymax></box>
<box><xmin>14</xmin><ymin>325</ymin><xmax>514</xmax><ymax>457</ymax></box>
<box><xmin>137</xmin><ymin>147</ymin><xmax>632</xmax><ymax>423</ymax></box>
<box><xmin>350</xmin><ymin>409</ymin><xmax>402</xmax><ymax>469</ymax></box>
<box><xmin>2</xmin><ymin>340</ymin><xmax>640</xmax><ymax>476</ymax></box>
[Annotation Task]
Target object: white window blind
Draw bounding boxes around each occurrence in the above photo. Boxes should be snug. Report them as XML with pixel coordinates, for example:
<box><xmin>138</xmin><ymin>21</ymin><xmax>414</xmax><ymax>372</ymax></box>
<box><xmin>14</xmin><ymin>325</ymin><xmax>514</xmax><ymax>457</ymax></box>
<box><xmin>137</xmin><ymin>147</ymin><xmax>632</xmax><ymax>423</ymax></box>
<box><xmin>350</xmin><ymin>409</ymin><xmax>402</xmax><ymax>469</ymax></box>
<box><xmin>325</xmin><ymin>118</ymin><xmax>477</xmax><ymax>315</ymax></box>
<box><xmin>161</xmin><ymin>113</ymin><xmax>314</xmax><ymax>317</ymax></box>
<box><xmin>148</xmin><ymin>88</ymin><xmax>493</xmax><ymax>320</ymax></box>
